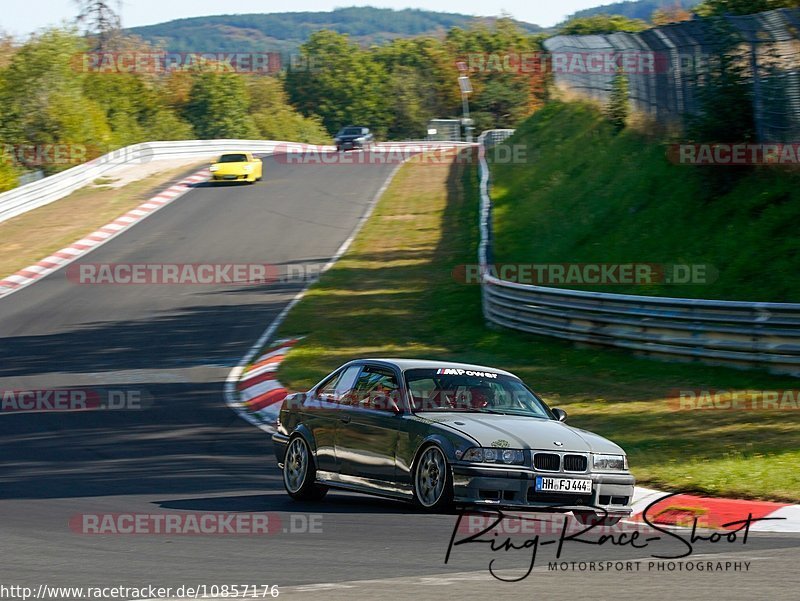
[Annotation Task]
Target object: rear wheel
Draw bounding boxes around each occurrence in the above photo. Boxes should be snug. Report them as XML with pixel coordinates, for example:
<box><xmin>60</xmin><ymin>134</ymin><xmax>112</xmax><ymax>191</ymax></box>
<box><xmin>412</xmin><ymin>445</ymin><xmax>453</xmax><ymax>511</ymax></box>
<box><xmin>283</xmin><ymin>436</ymin><xmax>328</xmax><ymax>501</ymax></box>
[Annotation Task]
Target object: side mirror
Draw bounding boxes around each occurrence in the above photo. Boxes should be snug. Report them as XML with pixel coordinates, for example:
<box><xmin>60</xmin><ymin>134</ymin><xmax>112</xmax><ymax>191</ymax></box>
<box><xmin>552</xmin><ymin>408</ymin><xmax>567</xmax><ymax>422</ymax></box>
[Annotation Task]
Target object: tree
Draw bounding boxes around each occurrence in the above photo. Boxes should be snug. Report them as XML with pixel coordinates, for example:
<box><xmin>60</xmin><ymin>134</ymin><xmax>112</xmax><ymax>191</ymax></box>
<box><xmin>607</xmin><ymin>69</ymin><xmax>629</xmax><ymax>131</ymax></box>
<box><xmin>695</xmin><ymin>0</ymin><xmax>799</xmax><ymax>17</ymax></box>
<box><xmin>184</xmin><ymin>73</ymin><xmax>258</xmax><ymax>139</ymax></box>
<box><xmin>652</xmin><ymin>6</ymin><xmax>694</xmax><ymax>25</ymax></box>
<box><xmin>74</xmin><ymin>0</ymin><xmax>122</xmax><ymax>51</ymax></box>
<box><xmin>247</xmin><ymin>77</ymin><xmax>328</xmax><ymax>143</ymax></box>
<box><xmin>688</xmin><ymin>19</ymin><xmax>755</xmax><ymax>144</ymax></box>
<box><xmin>285</xmin><ymin>31</ymin><xmax>391</xmax><ymax>135</ymax></box>
<box><xmin>559</xmin><ymin>14</ymin><xmax>649</xmax><ymax>35</ymax></box>
<box><xmin>0</xmin><ymin>29</ymin><xmax>111</xmax><ymax>172</ymax></box>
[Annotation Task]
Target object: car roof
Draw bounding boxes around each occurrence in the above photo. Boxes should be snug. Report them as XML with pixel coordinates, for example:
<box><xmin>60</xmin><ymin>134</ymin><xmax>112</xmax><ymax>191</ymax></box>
<box><xmin>351</xmin><ymin>358</ymin><xmax>518</xmax><ymax>378</ymax></box>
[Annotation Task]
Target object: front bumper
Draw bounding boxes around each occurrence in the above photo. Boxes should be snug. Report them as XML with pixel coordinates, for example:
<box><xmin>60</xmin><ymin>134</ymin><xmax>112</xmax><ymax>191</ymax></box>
<box><xmin>211</xmin><ymin>173</ymin><xmax>250</xmax><ymax>181</ymax></box>
<box><xmin>338</xmin><ymin>140</ymin><xmax>364</xmax><ymax>151</ymax></box>
<box><xmin>451</xmin><ymin>463</ymin><xmax>634</xmax><ymax>516</ymax></box>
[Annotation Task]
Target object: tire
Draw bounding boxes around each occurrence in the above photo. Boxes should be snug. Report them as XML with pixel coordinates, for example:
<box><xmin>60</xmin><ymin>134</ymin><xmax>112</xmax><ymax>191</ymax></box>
<box><xmin>412</xmin><ymin>444</ymin><xmax>453</xmax><ymax>511</ymax></box>
<box><xmin>283</xmin><ymin>436</ymin><xmax>328</xmax><ymax>501</ymax></box>
<box><xmin>572</xmin><ymin>510</ymin><xmax>622</xmax><ymax>527</ymax></box>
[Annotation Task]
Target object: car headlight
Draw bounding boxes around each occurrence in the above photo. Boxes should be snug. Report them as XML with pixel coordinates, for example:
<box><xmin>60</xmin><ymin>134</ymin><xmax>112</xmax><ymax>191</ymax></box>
<box><xmin>355</xmin><ymin>137</ymin><xmax>365</xmax><ymax>142</ymax></box>
<box><xmin>242</xmin><ymin>164</ymin><xmax>253</xmax><ymax>172</ymax></box>
<box><xmin>592</xmin><ymin>454</ymin><xmax>628</xmax><ymax>471</ymax></box>
<box><xmin>462</xmin><ymin>447</ymin><xmax>526</xmax><ymax>465</ymax></box>
<box><xmin>334</xmin><ymin>137</ymin><xmax>341</xmax><ymax>142</ymax></box>
<box><xmin>209</xmin><ymin>165</ymin><xmax>219</xmax><ymax>172</ymax></box>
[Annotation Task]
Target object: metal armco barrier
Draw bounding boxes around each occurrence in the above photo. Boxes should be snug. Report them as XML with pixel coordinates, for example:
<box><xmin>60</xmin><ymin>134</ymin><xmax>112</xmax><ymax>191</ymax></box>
<box><xmin>477</xmin><ymin>130</ymin><xmax>800</xmax><ymax>376</ymax></box>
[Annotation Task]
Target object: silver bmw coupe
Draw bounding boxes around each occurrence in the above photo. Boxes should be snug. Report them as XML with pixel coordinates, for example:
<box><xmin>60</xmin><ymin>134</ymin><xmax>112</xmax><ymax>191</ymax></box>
<box><xmin>273</xmin><ymin>359</ymin><xmax>634</xmax><ymax>525</ymax></box>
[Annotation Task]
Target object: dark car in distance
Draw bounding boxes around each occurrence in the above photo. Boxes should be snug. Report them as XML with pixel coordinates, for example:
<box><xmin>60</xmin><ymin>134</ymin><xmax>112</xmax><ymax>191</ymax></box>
<box><xmin>334</xmin><ymin>126</ymin><xmax>374</xmax><ymax>152</ymax></box>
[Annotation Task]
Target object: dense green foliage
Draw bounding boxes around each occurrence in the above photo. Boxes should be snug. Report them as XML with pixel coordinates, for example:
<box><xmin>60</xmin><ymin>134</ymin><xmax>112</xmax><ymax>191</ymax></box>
<box><xmin>490</xmin><ymin>102</ymin><xmax>800</xmax><ymax>302</ymax></box>
<box><xmin>696</xmin><ymin>0</ymin><xmax>800</xmax><ymax>16</ymax></box>
<box><xmin>286</xmin><ymin>21</ymin><xmax>547</xmax><ymax>138</ymax></box>
<box><xmin>0</xmin><ymin>13</ymin><xmax>547</xmax><ymax>190</ymax></box>
<box><xmin>0</xmin><ymin>29</ymin><xmax>328</xmax><ymax>191</ymax></box>
<box><xmin>127</xmin><ymin>7</ymin><xmax>543</xmax><ymax>55</ymax></box>
<box><xmin>559</xmin><ymin>14</ymin><xmax>649</xmax><ymax>34</ymax></box>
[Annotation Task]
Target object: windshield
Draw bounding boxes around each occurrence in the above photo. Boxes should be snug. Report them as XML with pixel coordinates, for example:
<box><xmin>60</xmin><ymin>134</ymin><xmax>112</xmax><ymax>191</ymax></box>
<box><xmin>339</xmin><ymin>128</ymin><xmax>363</xmax><ymax>136</ymax></box>
<box><xmin>218</xmin><ymin>154</ymin><xmax>247</xmax><ymax>163</ymax></box>
<box><xmin>404</xmin><ymin>368</ymin><xmax>553</xmax><ymax>419</ymax></box>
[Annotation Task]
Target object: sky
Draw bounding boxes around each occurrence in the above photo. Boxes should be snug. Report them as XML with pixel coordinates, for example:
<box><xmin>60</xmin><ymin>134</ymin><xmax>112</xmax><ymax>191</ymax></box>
<box><xmin>1</xmin><ymin>0</ymin><xmax>621</xmax><ymax>38</ymax></box>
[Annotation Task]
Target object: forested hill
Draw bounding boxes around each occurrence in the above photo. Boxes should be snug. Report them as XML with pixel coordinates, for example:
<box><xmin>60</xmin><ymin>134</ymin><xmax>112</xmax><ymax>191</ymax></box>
<box><xmin>568</xmin><ymin>0</ymin><xmax>702</xmax><ymax>21</ymax></box>
<box><xmin>126</xmin><ymin>7</ymin><xmax>544</xmax><ymax>54</ymax></box>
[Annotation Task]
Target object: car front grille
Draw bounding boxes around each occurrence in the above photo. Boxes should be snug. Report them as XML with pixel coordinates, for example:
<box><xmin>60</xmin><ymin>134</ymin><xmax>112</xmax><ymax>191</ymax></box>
<box><xmin>533</xmin><ymin>453</ymin><xmax>561</xmax><ymax>471</ymax></box>
<box><xmin>563</xmin><ymin>454</ymin><xmax>588</xmax><ymax>472</ymax></box>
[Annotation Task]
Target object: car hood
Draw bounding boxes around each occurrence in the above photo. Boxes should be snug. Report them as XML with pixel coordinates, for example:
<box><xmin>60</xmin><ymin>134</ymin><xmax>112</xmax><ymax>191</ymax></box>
<box><xmin>337</xmin><ymin>135</ymin><xmax>363</xmax><ymax>140</ymax></box>
<box><xmin>418</xmin><ymin>412</ymin><xmax>625</xmax><ymax>454</ymax></box>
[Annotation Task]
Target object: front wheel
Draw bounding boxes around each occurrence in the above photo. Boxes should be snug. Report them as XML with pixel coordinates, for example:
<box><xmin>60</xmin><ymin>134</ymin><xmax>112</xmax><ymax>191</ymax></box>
<box><xmin>413</xmin><ymin>445</ymin><xmax>453</xmax><ymax>511</ymax></box>
<box><xmin>283</xmin><ymin>436</ymin><xmax>328</xmax><ymax>501</ymax></box>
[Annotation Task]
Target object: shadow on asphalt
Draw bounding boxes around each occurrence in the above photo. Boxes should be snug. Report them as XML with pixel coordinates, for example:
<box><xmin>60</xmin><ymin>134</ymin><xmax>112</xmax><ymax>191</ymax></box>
<box><xmin>155</xmin><ymin>492</ymin><xmax>416</xmax><ymax>515</ymax></box>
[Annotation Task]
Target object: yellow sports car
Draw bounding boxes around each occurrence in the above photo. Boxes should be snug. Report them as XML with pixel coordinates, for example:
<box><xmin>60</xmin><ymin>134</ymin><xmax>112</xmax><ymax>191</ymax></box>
<box><xmin>209</xmin><ymin>152</ymin><xmax>263</xmax><ymax>183</ymax></box>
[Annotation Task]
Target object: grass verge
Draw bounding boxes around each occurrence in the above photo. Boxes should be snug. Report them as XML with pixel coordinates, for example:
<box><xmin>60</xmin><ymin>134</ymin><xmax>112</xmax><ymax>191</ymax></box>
<box><xmin>0</xmin><ymin>162</ymin><xmax>205</xmax><ymax>277</ymax></box>
<box><xmin>274</xmin><ymin>150</ymin><xmax>800</xmax><ymax>502</ymax></box>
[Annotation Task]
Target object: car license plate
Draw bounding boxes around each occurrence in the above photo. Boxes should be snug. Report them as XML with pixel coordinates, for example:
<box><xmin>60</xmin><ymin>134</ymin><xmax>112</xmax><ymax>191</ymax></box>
<box><xmin>535</xmin><ymin>476</ymin><xmax>592</xmax><ymax>494</ymax></box>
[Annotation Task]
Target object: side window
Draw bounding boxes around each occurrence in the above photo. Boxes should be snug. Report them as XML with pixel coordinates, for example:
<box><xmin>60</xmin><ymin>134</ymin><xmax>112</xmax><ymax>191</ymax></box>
<box><xmin>317</xmin><ymin>366</ymin><xmax>361</xmax><ymax>401</ymax></box>
<box><xmin>317</xmin><ymin>374</ymin><xmax>339</xmax><ymax>397</ymax></box>
<box><xmin>352</xmin><ymin>367</ymin><xmax>400</xmax><ymax>411</ymax></box>
<box><xmin>334</xmin><ymin>365</ymin><xmax>361</xmax><ymax>399</ymax></box>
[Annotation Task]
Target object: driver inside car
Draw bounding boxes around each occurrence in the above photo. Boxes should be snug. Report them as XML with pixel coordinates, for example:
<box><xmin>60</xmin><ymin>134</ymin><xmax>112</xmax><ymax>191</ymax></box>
<box><xmin>369</xmin><ymin>381</ymin><xmax>400</xmax><ymax>411</ymax></box>
<box><xmin>454</xmin><ymin>384</ymin><xmax>495</xmax><ymax>409</ymax></box>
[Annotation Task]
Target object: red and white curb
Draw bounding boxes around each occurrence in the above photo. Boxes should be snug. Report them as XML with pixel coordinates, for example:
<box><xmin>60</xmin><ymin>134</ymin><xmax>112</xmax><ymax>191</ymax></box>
<box><xmin>231</xmin><ymin>338</ymin><xmax>299</xmax><ymax>430</ymax></box>
<box><xmin>630</xmin><ymin>486</ymin><xmax>800</xmax><ymax>532</ymax></box>
<box><xmin>0</xmin><ymin>168</ymin><xmax>210</xmax><ymax>299</ymax></box>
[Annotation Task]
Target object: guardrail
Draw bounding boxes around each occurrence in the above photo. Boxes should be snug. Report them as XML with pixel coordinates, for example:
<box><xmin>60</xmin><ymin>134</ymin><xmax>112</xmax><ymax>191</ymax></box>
<box><xmin>477</xmin><ymin>130</ymin><xmax>800</xmax><ymax>376</ymax></box>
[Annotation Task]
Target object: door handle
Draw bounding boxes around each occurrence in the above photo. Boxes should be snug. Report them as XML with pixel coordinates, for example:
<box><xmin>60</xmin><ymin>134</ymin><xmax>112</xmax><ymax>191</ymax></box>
<box><xmin>339</xmin><ymin>414</ymin><xmax>351</xmax><ymax>424</ymax></box>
